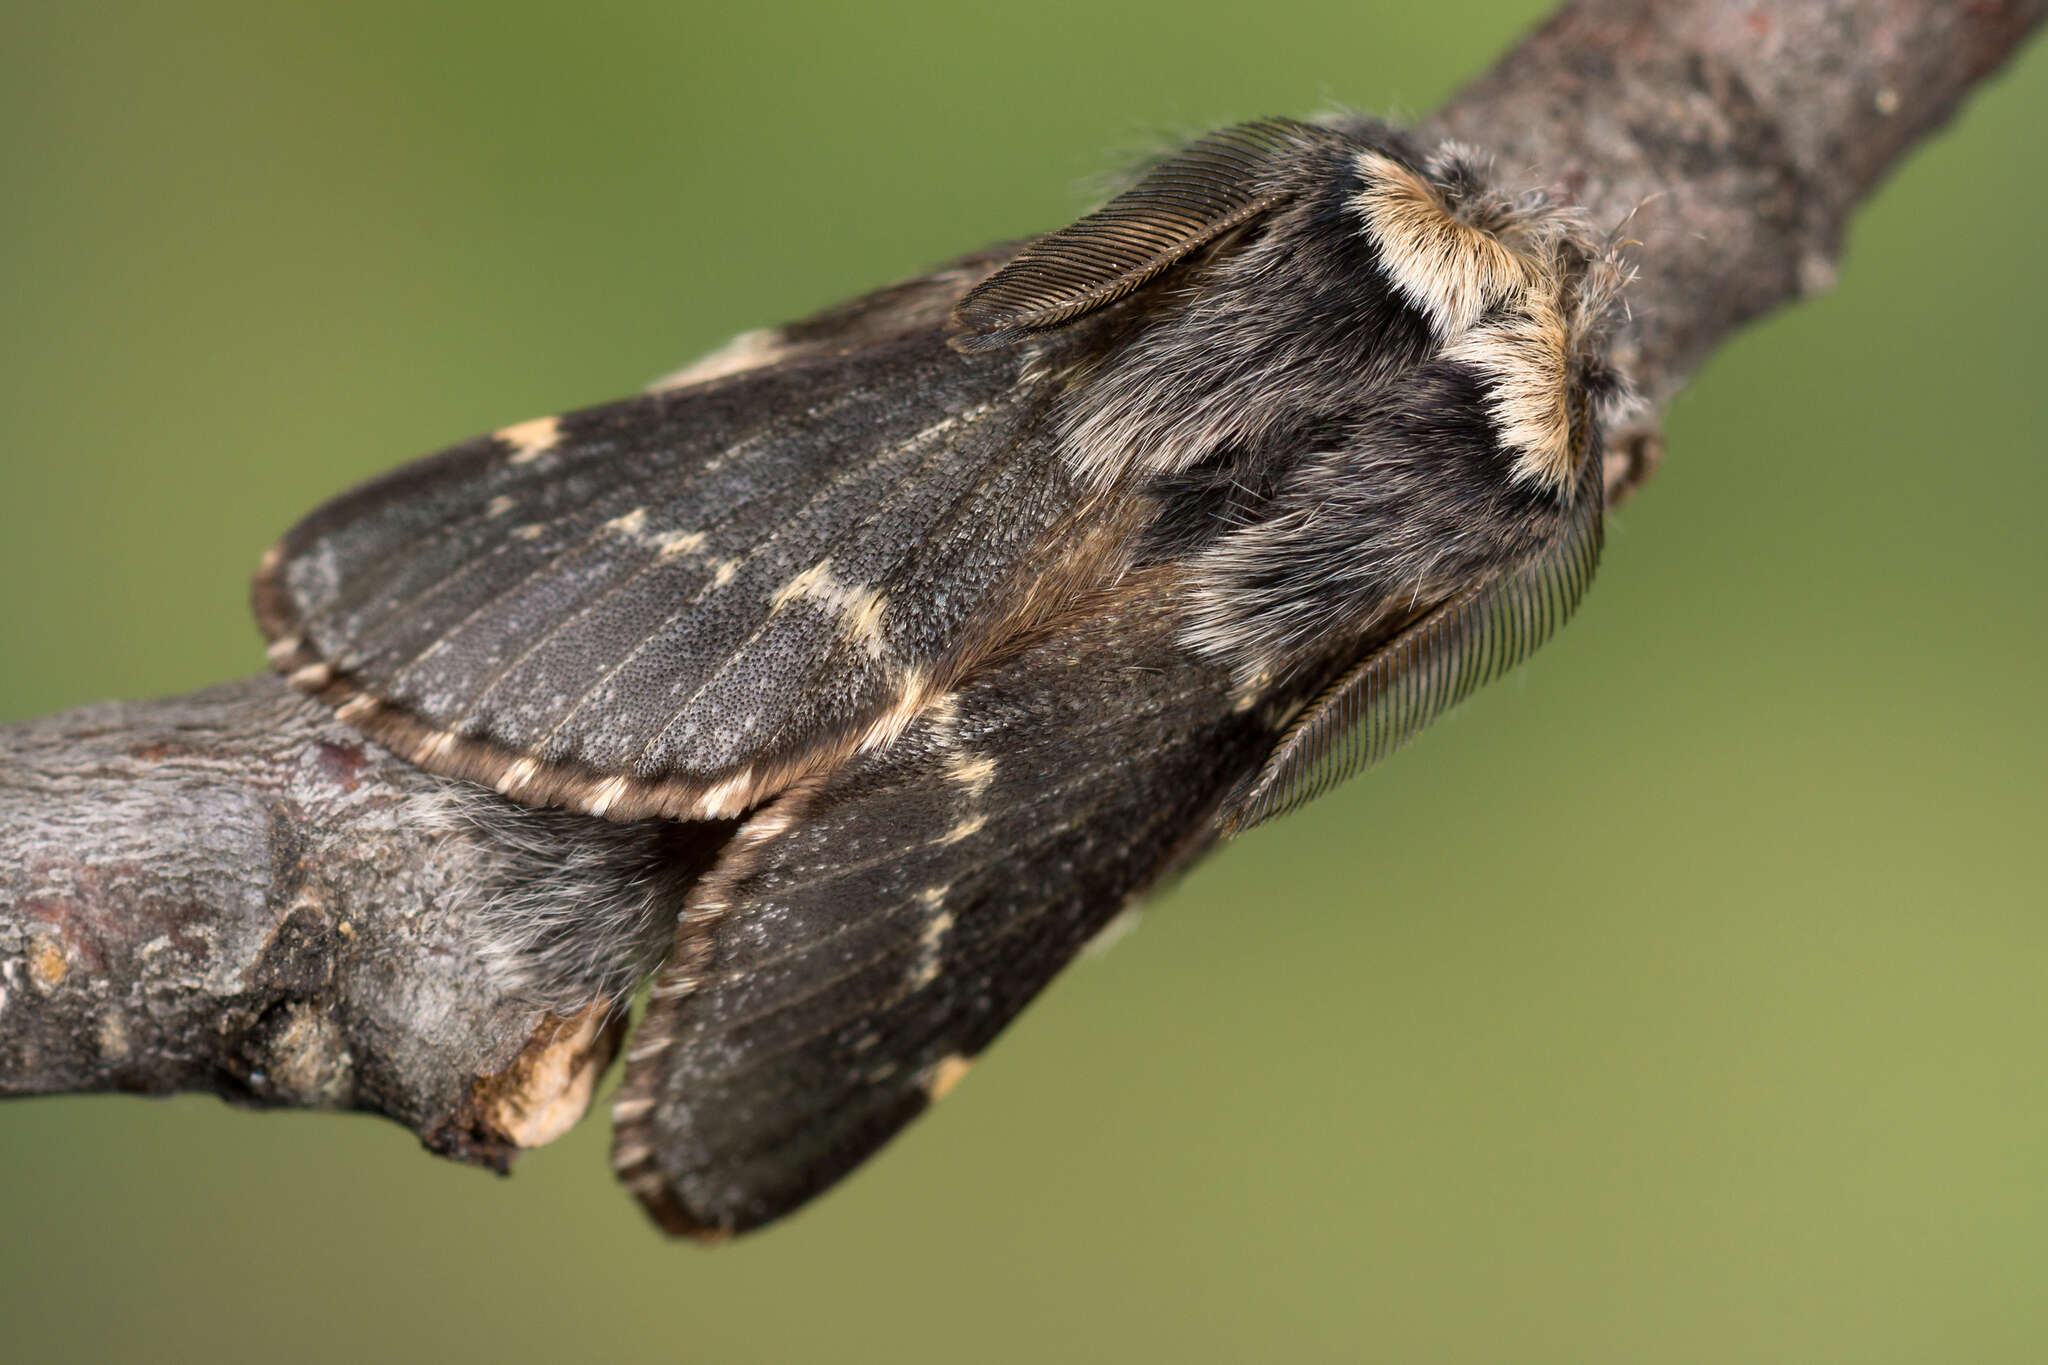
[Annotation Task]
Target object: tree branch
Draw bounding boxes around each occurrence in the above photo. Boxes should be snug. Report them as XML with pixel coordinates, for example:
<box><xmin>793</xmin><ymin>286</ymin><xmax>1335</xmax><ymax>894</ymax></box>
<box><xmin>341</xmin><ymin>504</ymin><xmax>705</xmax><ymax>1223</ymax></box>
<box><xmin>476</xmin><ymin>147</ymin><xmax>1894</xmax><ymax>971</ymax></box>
<box><xmin>3</xmin><ymin>0</ymin><xmax>2040</xmax><ymax>1169</ymax></box>
<box><xmin>0</xmin><ymin>677</ymin><xmax>624</xmax><ymax>1166</ymax></box>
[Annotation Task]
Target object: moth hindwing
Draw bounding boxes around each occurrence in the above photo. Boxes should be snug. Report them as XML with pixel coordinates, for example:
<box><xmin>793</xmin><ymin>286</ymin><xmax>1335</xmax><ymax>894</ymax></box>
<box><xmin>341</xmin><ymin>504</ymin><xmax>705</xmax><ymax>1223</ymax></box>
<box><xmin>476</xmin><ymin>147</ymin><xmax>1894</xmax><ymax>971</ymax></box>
<box><xmin>256</xmin><ymin>114</ymin><xmax>1627</xmax><ymax>1236</ymax></box>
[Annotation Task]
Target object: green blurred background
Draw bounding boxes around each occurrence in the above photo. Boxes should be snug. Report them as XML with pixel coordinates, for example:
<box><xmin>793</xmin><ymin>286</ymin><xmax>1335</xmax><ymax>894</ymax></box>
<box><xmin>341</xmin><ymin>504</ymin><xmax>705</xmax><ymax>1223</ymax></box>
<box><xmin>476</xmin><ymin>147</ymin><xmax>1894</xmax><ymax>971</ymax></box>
<box><xmin>4</xmin><ymin>3</ymin><xmax>2045</xmax><ymax>1361</ymax></box>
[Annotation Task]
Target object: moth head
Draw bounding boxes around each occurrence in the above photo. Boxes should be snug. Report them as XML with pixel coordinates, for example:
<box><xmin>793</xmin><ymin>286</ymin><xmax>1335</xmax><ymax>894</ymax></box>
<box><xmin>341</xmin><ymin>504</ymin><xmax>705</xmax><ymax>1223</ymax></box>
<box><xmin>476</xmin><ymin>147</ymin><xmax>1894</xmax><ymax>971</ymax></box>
<box><xmin>951</xmin><ymin>119</ymin><xmax>1635</xmax><ymax>497</ymax></box>
<box><xmin>1347</xmin><ymin>141</ymin><xmax>1631</xmax><ymax>493</ymax></box>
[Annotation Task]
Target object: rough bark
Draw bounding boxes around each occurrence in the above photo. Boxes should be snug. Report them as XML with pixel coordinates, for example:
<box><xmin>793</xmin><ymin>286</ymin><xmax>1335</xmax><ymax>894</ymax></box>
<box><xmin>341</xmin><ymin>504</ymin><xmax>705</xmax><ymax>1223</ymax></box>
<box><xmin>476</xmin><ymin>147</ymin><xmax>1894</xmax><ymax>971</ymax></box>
<box><xmin>3</xmin><ymin>0</ymin><xmax>2041</xmax><ymax>1168</ymax></box>
<box><xmin>0</xmin><ymin>678</ymin><xmax>624</xmax><ymax>1167</ymax></box>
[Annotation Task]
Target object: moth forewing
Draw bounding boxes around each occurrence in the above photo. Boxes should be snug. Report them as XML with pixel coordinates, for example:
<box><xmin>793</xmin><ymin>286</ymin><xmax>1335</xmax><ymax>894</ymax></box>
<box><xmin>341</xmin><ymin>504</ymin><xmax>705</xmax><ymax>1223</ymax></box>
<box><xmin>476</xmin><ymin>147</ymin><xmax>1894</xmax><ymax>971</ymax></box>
<box><xmin>609</xmin><ymin>582</ymin><xmax>1297</xmax><ymax>1237</ymax></box>
<box><xmin>253</xmin><ymin>332</ymin><xmax>1091</xmax><ymax>823</ymax></box>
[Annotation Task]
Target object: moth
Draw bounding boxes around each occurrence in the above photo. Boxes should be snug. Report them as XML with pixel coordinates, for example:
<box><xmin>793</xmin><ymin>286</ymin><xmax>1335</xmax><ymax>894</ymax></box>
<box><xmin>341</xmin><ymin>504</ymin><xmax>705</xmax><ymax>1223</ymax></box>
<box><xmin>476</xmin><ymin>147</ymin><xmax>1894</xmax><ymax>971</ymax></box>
<box><xmin>254</xmin><ymin>117</ymin><xmax>1630</xmax><ymax>1237</ymax></box>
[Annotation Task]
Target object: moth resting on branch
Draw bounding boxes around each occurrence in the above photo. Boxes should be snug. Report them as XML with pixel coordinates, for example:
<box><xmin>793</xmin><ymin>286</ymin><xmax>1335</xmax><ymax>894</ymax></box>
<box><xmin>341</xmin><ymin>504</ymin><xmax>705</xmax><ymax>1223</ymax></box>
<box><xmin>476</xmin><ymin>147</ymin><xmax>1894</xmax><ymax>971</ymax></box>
<box><xmin>4</xmin><ymin>0</ymin><xmax>2039</xmax><ymax>1245</ymax></box>
<box><xmin>254</xmin><ymin>117</ymin><xmax>1626</xmax><ymax>1236</ymax></box>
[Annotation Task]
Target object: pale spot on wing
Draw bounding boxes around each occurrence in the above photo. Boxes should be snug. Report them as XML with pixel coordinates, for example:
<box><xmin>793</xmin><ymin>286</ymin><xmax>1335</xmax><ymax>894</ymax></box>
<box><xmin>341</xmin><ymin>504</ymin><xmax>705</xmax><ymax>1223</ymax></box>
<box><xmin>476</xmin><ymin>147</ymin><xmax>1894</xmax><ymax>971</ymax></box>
<box><xmin>497</xmin><ymin>415</ymin><xmax>562</xmax><ymax>465</ymax></box>
<box><xmin>737</xmin><ymin>794</ymin><xmax>806</xmax><ymax>844</ymax></box>
<box><xmin>937</xmin><ymin>812</ymin><xmax>987</xmax><ymax>846</ymax></box>
<box><xmin>857</xmin><ymin>667</ymin><xmax>933</xmax><ymax>753</ymax></box>
<box><xmin>943</xmin><ymin>752</ymin><xmax>996</xmax><ymax>797</ymax></box>
<box><xmin>651</xmin><ymin>529</ymin><xmax>706</xmax><ymax>561</ymax></box>
<box><xmin>769</xmin><ymin>560</ymin><xmax>835</xmax><ymax>613</ymax></box>
<box><xmin>691</xmin><ymin>769</ymin><xmax>759</xmax><ymax>821</ymax></box>
<box><xmin>922</xmin><ymin>691</ymin><xmax>961</xmax><ymax>733</ymax></box>
<box><xmin>484</xmin><ymin>494</ymin><xmax>517</xmax><ymax>517</ymax></box>
<box><xmin>647</xmin><ymin>327</ymin><xmax>792</xmax><ymax>392</ymax></box>
<box><xmin>267</xmin><ymin>635</ymin><xmax>303</xmax><ymax>665</ymax></box>
<box><xmin>604</xmin><ymin>507</ymin><xmax>649</xmax><ymax>537</ymax></box>
<box><xmin>764</xmin><ymin>558</ymin><xmax>888</xmax><ymax>654</ymax></box>
<box><xmin>1082</xmin><ymin>906</ymin><xmax>1144</xmax><ymax>959</ymax></box>
<box><xmin>840</xmin><ymin>588</ymin><xmax>889</xmax><ymax>657</ymax></box>
<box><xmin>922</xmin><ymin>1054</ymin><xmax>973</xmax><ymax>1100</ymax></box>
<box><xmin>586</xmin><ymin>774</ymin><xmax>632</xmax><ymax>818</ymax></box>
<box><xmin>495</xmin><ymin>756</ymin><xmax>541</xmax><ymax>795</ymax></box>
<box><xmin>908</xmin><ymin>908</ymin><xmax>956</xmax><ymax>990</ymax></box>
